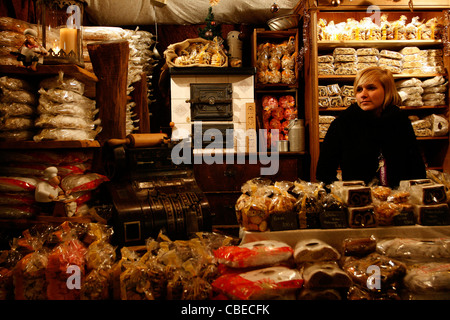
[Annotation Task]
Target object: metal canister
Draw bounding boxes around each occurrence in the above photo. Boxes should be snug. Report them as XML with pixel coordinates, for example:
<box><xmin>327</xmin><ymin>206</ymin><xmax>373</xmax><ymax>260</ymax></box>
<box><xmin>288</xmin><ymin>118</ymin><xmax>305</xmax><ymax>152</ymax></box>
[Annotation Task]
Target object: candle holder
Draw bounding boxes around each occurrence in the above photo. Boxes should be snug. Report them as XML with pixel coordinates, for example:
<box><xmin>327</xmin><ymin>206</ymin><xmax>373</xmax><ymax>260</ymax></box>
<box><xmin>37</xmin><ymin>0</ymin><xmax>86</xmax><ymax>67</ymax></box>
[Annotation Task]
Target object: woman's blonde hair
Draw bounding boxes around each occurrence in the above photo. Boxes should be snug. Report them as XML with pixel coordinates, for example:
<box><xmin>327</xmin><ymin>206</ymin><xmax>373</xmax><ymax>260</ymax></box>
<box><xmin>353</xmin><ymin>66</ymin><xmax>402</xmax><ymax>110</ymax></box>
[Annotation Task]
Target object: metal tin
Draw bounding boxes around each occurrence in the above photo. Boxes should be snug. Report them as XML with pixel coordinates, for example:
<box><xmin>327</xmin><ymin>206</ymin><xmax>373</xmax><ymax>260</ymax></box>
<box><xmin>267</xmin><ymin>14</ymin><xmax>300</xmax><ymax>31</ymax></box>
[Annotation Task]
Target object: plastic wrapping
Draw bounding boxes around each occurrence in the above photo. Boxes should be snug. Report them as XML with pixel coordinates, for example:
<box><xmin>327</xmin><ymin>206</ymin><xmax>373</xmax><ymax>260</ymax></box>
<box><xmin>300</xmin><ymin>261</ymin><xmax>352</xmax><ymax>289</ymax></box>
<box><xmin>292</xmin><ymin>180</ymin><xmax>325</xmax><ymax>229</ymax></box>
<box><xmin>0</xmin><ymin>176</ymin><xmax>38</xmax><ymax>192</ymax></box>
<box><xmin>33</xmin><ymin>127</ymin><xmax>102</xmax><ymax>142</ymax></box>
<box><xmin>0</xmin><ymin>102</ymin><xmax>35</xmax><ymax>117</ymax></box>
<box><xmin>60</xmin><ymin>173</ymin><xmax>109</xmax><ymax>194</ymax></box>
<box><xmin>294</xmin><ymin>239</ymin><xmax>340</xmax><ymax>263</ymax></box>
<box><xmin>0</xmin><ymin>88</ymin><xmax>37</xmax><ymax>105</ymax></box>
<box><xmin>342</xmin><ymin>252</ymin><xmax>407</xmax><ymax>291</ymax></box>
<box><xmin>212</xmin><ymin>266</ymin><xmax>303</xmax><ymax>300</ymax></box>
<box><xmin>376</xmin><ymin>238</ymin><xmax>450</xmax><ymax>262</ymax></box>
<box><xmin>403</xmin><ymin>263</ymin><xmax>450</xmax><ymax>297</ymax></box>
<box><xmin>214</xmin><ymin>240</ymin><xmax>293</xmax><ymax>268</ymax></box>
<box><xmin>35</xmin><ymin>114</ymin><xmax>101</xmax><ymax>130</ymax></box>
<box><xmin>40</xmin><ymin>72</ymin><xmax>85</xmax><ymax>95</ymax></box>
<box><xmin>38</xmin><ymin>88</ymin><xmax>95</xmax><ymax>107</ymax></box>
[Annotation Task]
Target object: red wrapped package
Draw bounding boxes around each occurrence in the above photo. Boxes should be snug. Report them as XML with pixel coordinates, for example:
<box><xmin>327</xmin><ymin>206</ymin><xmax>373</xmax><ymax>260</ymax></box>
<box><xmin>269</xmin><ymin>118</ymin><xmax>281</xmax><ymax>130</ymax></box>
<box><xmin>46</xmin><ymin>238</ymin><xmax>87</xmax><ymax>300</ymax></box>
<box><xmin>271</xmin><ymin>107</ymin><xmax>284</xmax><ymax>121</ymax></box>
<box><xmin>284</xmin><ymin>107</ymin><xmax>297</xmax><ymax>120</ymax></box>
<box><xmin>61</xmin><ymin>173</ymin><xmax>109</xmax><ymax>194</ymax></box>
<box><xmin>0</xmin><ymin>176</ymin><xmax>39</xmax><ymax>192</ymax></box>
<box><xmin>262</xmin><ymin>95</ymin><xmax>278</xmax><ymax>110</ymax></box>
<box><xmin>212</xmin><ymin>266</ymin><xmax>303</xmax><ymax>300</ymax></box>
<box><xmin>278</xmin><ymin>95</ymin><xmax>295</xmax><ymax>108</ymax></box>
<box><xmin>214</xmin><ymin>240</ymin><xmax>293</xmax><ymax>268</ymax></box>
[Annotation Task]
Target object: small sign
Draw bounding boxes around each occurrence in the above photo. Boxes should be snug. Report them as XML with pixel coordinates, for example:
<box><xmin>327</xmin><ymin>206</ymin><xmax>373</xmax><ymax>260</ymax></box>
<box><xmin>270</xmin><ymin>211</ymin><xmax>298</xmax><ymax>231</ymax></box>
<box><xmin>320</xmin><ymin>209</ymin><xmax>348</xmax><ymax>229</ymax></box>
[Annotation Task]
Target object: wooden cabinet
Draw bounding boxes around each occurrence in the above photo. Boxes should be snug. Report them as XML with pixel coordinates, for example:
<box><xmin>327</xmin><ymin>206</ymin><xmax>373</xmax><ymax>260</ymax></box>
<box><xmin>302</xmin><ymin>4</ymin><xmax>450</xmax><ymax>181</ymax></box>
<box><xmin>193</xmin><ymin>152</ymin><xmax>308</xmax><ymax>227</ymax></box>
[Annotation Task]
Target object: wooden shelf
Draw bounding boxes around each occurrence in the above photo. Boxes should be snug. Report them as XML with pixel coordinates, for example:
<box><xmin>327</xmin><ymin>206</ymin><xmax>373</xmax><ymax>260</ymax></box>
<box><xmin>0</xmin><ymin>64</ymin><xmax>97</xmax><ymax>83</ymax></box>
<box><xmin>318</xmin><ymin>40</ymin><xmax>442</xmax><ymax>50</ymax></box>
<box><xmin>319</xmin><ymin>73</ymin><xmax>444</xmax><ymax>81</ymax></box>
<box><xmin>0</xmin><ymin>64</ymin><xmax>98</xmax><ymax>98</ymax></box>
<box><xmin>320</xmin><ymin>105</ymin><xmax>448</xmax><ymax>112</ymax></box>
<box><xmin>0</xmin><ymin>140</ymin><xmax>101</xmax><ymax>149</ymax></box>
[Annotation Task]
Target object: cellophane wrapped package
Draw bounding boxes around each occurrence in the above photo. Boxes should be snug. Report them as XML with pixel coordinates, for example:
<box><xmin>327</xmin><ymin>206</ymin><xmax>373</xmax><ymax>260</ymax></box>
<box><xmin>212</xmin><ymin>266</ymin><xmax>303</xmax><ymax>300</ymax></box>
<box><xmin>214</xmin><ymin>240</ymin><xmax>293</xmax><ymax>268</ymax></box>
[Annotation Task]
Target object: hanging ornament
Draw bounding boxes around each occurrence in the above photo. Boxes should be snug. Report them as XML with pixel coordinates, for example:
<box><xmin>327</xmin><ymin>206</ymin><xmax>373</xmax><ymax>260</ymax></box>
<box><xmin>211</xmin><ymin>20</ymin><xmax>216</xmax><ymax>26</ymax></box>
<box><xmin>271</xmin><ymin>3</ymin><xmax>280</xmax><ymax>13</ymax></box>
<box><xmin>205</xmin><ymin>29</ymin><xmax>213</xmax><ymax>38</ymax></box>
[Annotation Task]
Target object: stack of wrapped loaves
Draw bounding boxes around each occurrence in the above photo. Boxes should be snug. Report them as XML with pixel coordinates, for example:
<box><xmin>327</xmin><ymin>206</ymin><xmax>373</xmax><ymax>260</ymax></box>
<box><xmin>34</xmin><ymin>72</ymin><xmax>101</xmax><ymax>141</ymax></box>
<box><xmin>0</xmin><ymin>76</ymin><xmax>36</xmax><ymax>141</ymax></box>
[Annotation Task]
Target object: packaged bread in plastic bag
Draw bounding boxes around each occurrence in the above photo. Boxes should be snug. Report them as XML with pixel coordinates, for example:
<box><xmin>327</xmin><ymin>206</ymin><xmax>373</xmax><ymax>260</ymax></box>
<box><xmin>212</xmin><ymin>266</ymin><xmax>303</xmax><ymax>300</ymax></box>
<box><xmin>60</xmin><ymin>173</ymin><xmax>109</xmax><ymax>194</ymax></box>
<box><xmin>214</xmin><ymin>240</ymin><xmax>293</xmax><ymax>268</ymax></box>
<box><xmin>40</xmin><ymin>71</ymin><xmax>85</xmax><ymax>95</ymax></box>
<box><xmin>292</xmin><ymin>180</ymin><xmax>326</xmax><ymax>228</ymax></box>
<box><xmin>403</xmin><ymin>263</ymin><xmax>450</xmax><ymax>299</ymax></box>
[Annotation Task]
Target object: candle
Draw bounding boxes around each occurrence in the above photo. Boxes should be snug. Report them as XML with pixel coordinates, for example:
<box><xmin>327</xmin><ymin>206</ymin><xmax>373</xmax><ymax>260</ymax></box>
<box><xmin>60</xmin><ymin>28</ymin><xmax>77</xmax><ymax>56</ymax></box>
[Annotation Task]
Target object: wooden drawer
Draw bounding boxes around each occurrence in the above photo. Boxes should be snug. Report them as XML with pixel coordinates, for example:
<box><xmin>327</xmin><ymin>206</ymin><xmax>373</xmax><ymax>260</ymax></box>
<box><xmin>204</xmin><ymin>192</ymin><xmax>241</xmax><ymax>226</ymax></box>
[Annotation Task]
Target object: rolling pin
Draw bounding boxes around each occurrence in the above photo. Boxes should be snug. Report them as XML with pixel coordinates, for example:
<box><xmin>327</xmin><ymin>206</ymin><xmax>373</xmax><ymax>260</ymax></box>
<box><xmin>107</xmin><ymin>133</ymin><xmax>168</xmax><ymax>147</ymax></box>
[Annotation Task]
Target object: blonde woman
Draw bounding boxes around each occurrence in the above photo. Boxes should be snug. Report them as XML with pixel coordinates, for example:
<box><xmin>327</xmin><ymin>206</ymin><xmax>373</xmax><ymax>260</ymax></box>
<box><xmin>316</xmin><ymin>67</ymin><xmax>426</xmax><ymax>187</ymax></box>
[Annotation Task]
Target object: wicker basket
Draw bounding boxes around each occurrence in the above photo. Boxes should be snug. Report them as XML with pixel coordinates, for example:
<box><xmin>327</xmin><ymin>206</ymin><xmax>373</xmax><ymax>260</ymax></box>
<box><xmin>164</xmin><ymin>38</ymin><xmax>228</xmax><ymax>68</ymax></box>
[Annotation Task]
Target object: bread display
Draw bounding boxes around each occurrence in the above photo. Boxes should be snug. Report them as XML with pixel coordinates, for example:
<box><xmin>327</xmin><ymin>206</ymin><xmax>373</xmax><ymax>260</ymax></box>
<box><xmin>294</xmin><ymin>239</ymin><xmax>340</xmax><ymax>263</ymax></box>
<box><xmin>330</xmin><ymin>181</ymin><xmax>372</xmax><ymax>207</ymax></box>
<box><xmin>255</xmin><ymin>36</ymin><xmax>297</xmax><ymax>85</ymax></box>
<box><xmin>300</xmin><ymin>261</ymin><xmax>352</xmax><ymax>288</ymax></box>
<box><xmin>318</xmin><ymin>15</ymin><xmax>444</xmax><ymax>41</ymax></box>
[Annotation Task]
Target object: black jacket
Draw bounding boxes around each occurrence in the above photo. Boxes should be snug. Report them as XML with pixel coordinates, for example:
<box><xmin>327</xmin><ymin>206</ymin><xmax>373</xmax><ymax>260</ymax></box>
<box><xmin>316</xmin><ymin>103</ymin><xmax>426</xmax><ymax>187</ymax></box>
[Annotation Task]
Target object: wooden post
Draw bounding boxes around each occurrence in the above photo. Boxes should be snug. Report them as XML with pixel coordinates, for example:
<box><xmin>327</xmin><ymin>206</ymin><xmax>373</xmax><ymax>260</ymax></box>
<box><xmin>87</xmin><ymin>40</ymin><xmax>129</xmax><ymax>143</ymax></box>
<box><xmin>131</xmin><ymin>72</ymin><xmax>151</xmax><ymax>133</ymax></box>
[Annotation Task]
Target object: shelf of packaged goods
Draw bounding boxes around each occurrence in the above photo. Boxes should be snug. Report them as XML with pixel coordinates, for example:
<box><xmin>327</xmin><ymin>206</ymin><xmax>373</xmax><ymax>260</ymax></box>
<box><xmin>318</xmin><ymin>40</ymin><xmax>442</xmax><ymax>50</ymax></box>
<box><xmin>0</xmin><ymin>64</ymin><xmax>98</xmax><ymax>98</ymax></box>
<box><xmin>241</xmin><ymin>225</ymin><xmax>450</xmax><ymax>248</ymax></box>
<box><xmin>319</xmin><ymin>105</ymin><xmax>448</xmax><ymax>112</ymax></box>
<box><xmin>0</xmin><ymin>140</ymin><xmax>101</xmax><ymax>149</ymax></box>
<box><xmin>318</xmin><ymin>73</ymin><xmax>444</xmax><ymax>81</ymax></box>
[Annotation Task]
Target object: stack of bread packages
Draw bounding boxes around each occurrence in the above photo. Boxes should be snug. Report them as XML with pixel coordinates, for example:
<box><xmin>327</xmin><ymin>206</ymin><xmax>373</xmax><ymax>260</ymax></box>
<box><xmin>295</xmin><ymin>239</ymin><xmax>351</xmax><ymax>300</ymax></box>
<box><xmin>342</xmin><ymin>236</ymin><xmax>407</xmax><ymax>299</ymax></box>
<box><xmin>333</xmin><ymin>47</ymin><xmax>357</xmax><ymax>75</ymax></box>
<box><xmin>0</xmin><ymin>76</ymin><xmax>36</xmax><ymax>141</ymax></box>
<box><xmin>421</xmin><ymin>75</ymin><xmax>447</xmax><ymax>106</ymax></box>
<box><xmin>330</xmin><ymin>180</ymin><xmax>377</xmax><ymax>228</ymax></box>
<box><xmin>255</xmin><ymin>36</ymin><xmax>297</xmax><ymax>85</ymax></box>
<box><xmin>0</xmin><ymin>17</ymin><xmax>36</xmax><ymax>67</ymax></box>
<box><xmin>83</xmin><ymin>27</ymin><xmax>160</xmax><ymax>135</ymax></box>
<box><xmin>235</xmin><ymin>178</ymin><xmax>298</xmax><ymax>232</ymax></box>
<box><xmin>355</xmin><ymin>48</ymin><xmax>379</xmax><ymax>73</ymax></box>
<box><xmin>293</xmin><ymin>179</ymin><xmax>348</xmax><ymax>229</ymax></box>
<box><xmin>213</xmin><ymin>240</ymin><xmax>304</xmax><ymax>299</ymax></box>
<box><xmin>376</xmin><ymin>236</ymin><xmax>450</xmax><ymax>299</ymax></box>
<box><xmin>378</xmin><ymin>49</ymin><xmax>403</xmax><ymax>74</ymax></box>
<box><xmin>396</xmin><ymin>77</ymin><xmax>424</xmax><ymax>107</ymax></box>
<box><xmin>318</xmin><ymin>115</ymin><xmax>335</xmax><ymax>139</ymax></box>
<box><xmin>371</xmin><ymin>185</ymin><xmax>416</xmax><ymax>226</ymax></box>
<box><xmin>318</xmin><ymin>54</ymin><xmax>334</xmax><ymax>75</ymax></box>
<box><xmin>399</xmin><ymin>178</ymin><xmax>450</xmax><ymax>226</ymax></box>
<box><xmin>33</xmin><ymin>72</ymin><xmax>101</xmax><ymax>141</ymax></box>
